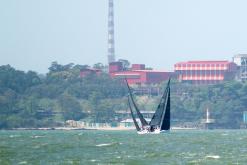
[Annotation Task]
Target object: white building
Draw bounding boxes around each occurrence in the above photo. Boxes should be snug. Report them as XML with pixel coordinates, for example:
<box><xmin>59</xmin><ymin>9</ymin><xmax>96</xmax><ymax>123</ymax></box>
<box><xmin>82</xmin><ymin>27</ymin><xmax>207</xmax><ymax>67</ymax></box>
<box><xmin>233</xmin><ymin>54</ymin><xmax>247</xmax><ymax>81</ymax></box>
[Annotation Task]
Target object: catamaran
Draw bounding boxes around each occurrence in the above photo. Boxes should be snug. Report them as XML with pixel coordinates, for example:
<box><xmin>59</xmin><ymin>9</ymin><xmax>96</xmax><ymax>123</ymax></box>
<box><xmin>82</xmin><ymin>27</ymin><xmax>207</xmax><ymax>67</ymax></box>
<box><xmin>126</xmin><ymin>78</ymin><xmax>171</xmax><ymax>134</ymax></box>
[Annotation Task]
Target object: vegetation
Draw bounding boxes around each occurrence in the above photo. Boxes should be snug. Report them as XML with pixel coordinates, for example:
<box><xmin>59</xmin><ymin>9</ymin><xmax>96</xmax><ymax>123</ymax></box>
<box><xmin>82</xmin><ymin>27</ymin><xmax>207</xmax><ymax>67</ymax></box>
<box><xmin>0</xmin><ymin>63</ymin><xmax>246</xmax><ymax>129</ymax></box>
<box><xmin>170</xmin><ymin>81</ymin><xmax>247</xmax><ymax>128</ymax></box>
<box><xmin>0</xmin><ymin>63</ymin><xmax>127</xmax><ymax>129</ymax></box>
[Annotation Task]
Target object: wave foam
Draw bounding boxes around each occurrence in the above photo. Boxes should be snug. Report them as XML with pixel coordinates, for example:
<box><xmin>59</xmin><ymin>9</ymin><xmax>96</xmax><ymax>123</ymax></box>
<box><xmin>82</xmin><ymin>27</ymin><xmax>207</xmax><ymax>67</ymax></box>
<box><xmin>206</xmin><ymin>155</ymin><xmax>220</xmax><ymax>159</ymax></box>
<box><xmin>95</xmin><ymin>142</ymin><xmax>119</xmax><ymax>147</ymax></box>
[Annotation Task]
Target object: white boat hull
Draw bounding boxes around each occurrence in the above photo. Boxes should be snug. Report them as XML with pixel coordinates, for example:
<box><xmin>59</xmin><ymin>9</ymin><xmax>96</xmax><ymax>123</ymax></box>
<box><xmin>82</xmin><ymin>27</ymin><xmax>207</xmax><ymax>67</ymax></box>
<box><xmin>137</xmin><ymin>129</ymin><xmax>169</xmax><ymax>134</ymax></box>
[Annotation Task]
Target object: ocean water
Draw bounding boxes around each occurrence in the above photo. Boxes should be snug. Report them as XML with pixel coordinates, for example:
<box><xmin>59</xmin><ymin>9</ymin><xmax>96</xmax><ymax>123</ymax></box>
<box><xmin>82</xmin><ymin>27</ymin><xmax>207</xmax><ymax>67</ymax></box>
<box><xmin>0</xmin><ymin>130</ymin><xmax>247</xmax><ymax>165</ymax></box>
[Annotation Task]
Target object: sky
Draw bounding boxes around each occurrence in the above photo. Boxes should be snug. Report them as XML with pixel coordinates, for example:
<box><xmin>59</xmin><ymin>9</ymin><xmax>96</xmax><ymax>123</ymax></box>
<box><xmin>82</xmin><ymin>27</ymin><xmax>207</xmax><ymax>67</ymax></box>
<box><xmin>0</xmin><ymin>0</ymin><xmax>247</xmax><ymax>73</ymax></box>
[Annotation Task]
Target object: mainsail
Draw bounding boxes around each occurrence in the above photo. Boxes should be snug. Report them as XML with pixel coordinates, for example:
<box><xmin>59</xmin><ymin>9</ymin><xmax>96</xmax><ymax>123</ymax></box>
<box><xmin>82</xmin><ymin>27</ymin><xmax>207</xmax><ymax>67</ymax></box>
<box><xmin>149</xmin><ymin>79</ymin><xmax>171</xmax><ymax>131</ymax></box>
<box><xmin>125</xmin><ymin>79</ymin><xmax>148</xmax><ymax>127</ymax></box>
<box><xmin>160</xmin><ymin>86</ymin><xmax>170</xmax><ymax>130</ymax></box>
<box><xmin>127</xmin><ymin>96</ymin><xmax>141</xmax><ymax>131</ymax></box>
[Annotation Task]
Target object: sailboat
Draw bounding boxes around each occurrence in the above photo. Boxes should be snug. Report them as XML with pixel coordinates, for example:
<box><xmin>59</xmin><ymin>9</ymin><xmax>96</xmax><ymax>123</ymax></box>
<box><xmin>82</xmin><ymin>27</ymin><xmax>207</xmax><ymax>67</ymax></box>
<box><xmin>126</xmin><ymin>78</ymin><xmax>171</xmax><ymax>134</ymax></box>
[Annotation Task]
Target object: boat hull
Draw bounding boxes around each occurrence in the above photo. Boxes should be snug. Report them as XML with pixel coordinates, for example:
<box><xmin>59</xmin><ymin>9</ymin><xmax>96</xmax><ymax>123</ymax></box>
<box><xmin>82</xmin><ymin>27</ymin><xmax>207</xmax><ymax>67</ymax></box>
<box><xmin>137</xmin><ymin>129</ymin><xmax>169</xmax><ymax>134</ymax></box>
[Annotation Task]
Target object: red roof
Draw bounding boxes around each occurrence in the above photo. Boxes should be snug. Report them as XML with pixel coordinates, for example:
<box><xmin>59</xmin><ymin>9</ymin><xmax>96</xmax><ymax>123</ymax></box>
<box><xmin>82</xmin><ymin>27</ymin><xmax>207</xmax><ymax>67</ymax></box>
<box><xmin>116</xmin><ymin>69</ymin><xmax>171</xmax><ymax>73</ymax></box>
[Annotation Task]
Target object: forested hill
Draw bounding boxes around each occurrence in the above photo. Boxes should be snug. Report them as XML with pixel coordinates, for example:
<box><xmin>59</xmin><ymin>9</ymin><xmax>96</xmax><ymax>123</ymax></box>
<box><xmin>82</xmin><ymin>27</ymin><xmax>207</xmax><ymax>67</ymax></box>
<box><xmin>0</xmin><ymin>63</ymin><xmax>127</xmax><ymax>128</ymax></box>
<box><xmin>0</xmin><ymin>62</ymin><xmax>247</xmax><ymax>129</ymax></box>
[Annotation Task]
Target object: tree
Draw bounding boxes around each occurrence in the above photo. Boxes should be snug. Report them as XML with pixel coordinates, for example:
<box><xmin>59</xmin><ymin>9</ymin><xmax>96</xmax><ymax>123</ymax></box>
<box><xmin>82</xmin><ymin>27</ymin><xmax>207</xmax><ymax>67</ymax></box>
<box><xmin>93</xmin><ymin>63</ymin><xmax>104</xmax><ymax>70</ymax></box>
<box><xmin>58</xmin><ymin>93</ymin><xmax>85</xmax><ymax>121</ymax></box>
<box><xmin>48</xmin><ymin>61</ymin><xmax>63</xmax><ymax>72</ymax></box>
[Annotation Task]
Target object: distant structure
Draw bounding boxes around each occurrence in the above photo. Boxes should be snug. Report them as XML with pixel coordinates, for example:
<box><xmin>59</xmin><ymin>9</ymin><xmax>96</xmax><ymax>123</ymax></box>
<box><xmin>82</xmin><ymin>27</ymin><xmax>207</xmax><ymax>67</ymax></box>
<box><xmin>107</xmin><ymin>0</ymin><xmax>116</xmax><ymax>64</ymax></box>
<box><xmin>243</xmin><ymin>111</ymin><xmax>247</xmax><ymax>124</ymax></box>
<box><xmin>241</xmin><ymin>111</ymin><xmax>247</xmax><ymax>128</ymax></box>
<box><xmin>201</xmin><ymin>108</ymin><xmax>215</xmax><ymax>129</ymax></box>
<box><xmin>109</xmin><ymin>62</ymin><xmax>172</xmax><ymax>85</ymax></box>
<box><xmin>233</xmin><ymin>54</ymin><xmax>247</xmax><ymax>81</ymax></box>
<box><xmin>174</xmin><ymin>61</ymin><xmax>237</xmax><ymax>84</ymax></box>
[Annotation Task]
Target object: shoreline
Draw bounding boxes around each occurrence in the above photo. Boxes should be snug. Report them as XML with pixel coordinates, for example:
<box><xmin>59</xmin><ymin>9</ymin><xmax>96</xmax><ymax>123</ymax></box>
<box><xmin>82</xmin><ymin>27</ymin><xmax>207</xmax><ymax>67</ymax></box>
<box><xmin>3</xmin><ymin>126</ymin><xmax>246</xmax><ymax>131</ymax></box>
<box><xmin>1</xmin><ymin>126</ymin><xmax>200</xmax><ymax>131</ymax></box>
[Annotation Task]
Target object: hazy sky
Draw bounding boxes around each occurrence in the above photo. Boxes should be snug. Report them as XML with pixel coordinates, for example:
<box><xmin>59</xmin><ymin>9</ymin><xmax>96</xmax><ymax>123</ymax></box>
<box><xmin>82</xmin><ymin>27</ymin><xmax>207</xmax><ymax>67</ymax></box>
<box><xmin>0</xmin><ymin>0</ymin><xmax>247</xmax><ymax>73</ymax></box>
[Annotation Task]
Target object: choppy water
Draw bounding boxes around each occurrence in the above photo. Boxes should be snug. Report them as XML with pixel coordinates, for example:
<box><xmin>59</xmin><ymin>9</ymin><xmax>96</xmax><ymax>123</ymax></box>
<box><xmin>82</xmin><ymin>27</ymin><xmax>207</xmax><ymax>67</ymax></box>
<box><xmin>1</xmin><ymin>130</ymin><xmax>247</xmax><ymax>165</ymax></box>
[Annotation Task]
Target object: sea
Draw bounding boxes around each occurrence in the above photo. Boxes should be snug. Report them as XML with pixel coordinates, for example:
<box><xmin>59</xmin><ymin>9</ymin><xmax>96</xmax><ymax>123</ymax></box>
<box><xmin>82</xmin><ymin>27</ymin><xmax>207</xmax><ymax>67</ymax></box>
<box><xmin>0</xmin><ymin>130</ymin><xmax>247</xmax><ymax>165</ymax></box>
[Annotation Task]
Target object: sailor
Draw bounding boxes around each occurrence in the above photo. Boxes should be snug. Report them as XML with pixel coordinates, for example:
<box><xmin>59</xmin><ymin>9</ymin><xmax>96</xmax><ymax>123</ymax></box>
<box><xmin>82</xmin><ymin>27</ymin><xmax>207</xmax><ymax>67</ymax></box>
<box><xmin>142</xmin><ymin>125</ymin><xmax>150</xmax><ymax>131</ymax></box>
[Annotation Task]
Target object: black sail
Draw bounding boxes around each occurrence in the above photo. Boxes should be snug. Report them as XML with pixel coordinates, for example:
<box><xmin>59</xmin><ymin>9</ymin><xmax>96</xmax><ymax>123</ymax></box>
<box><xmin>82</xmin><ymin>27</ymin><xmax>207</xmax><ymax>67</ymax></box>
<box><xmin>160</xmin><ymin>87</ymin><xmax>170</xmax><ymax>130</ymax></box>
<box><xmin>125</xmin><ymin>79</ymin><xmax>148</xmax><ymax>127</ymax></box>
<box><xmin>149</xmin><ymin>79</ymin><xmax>170</xmax><ymax>127</ymax></box>
<box><xmin>149</xmin><ymin>94</ymin><xmax>167</xmax><ymax>127</ymax></box>
<box><xmin>127</xmin><ymin>96</ymin><xmax>141</xmax><ymax>131</ymax></box>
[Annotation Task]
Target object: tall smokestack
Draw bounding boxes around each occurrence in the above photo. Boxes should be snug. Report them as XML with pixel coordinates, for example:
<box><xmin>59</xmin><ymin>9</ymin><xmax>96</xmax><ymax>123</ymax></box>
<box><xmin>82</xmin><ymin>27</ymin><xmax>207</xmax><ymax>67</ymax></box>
<box><xmin>108</xmin><ymin>0</ymin><xmax>116</xmax><ymax>64</ymax></box>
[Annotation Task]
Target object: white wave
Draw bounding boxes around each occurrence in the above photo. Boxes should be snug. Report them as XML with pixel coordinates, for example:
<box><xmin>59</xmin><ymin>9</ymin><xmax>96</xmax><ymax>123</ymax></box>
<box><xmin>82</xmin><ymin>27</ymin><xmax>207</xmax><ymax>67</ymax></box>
<box><xmin>31</xmin><ymin>135</ymin><xmax>45</xmax><ymax>138</ymax></box>
<box><xmin>9</xmin><ymin>135</ymin><xmax>20</xmax><ymax>138</ymax></box>
<box><xmin>189</xmin><ymin>160</ymin><xmax>201</xmax><ymax>164</ymax></box>
<box><xmin>95</xmin><ymin>142</ymin><xmax>119</xmax><ymax>147</ymax></box>
<box><xmin>18</xmin><ymin>161</ymin><xmax>27</xmax><ymax>164</ymax></box>
<box><xmin>221</xmin><ymin>133</ymin><xmax>228</xmax><ymax>136</ymax></box>
<box><xmin>90</xmin><ymin>159</ymin><xmax>97</xmax><ymax>162</ymax></box>
<box><xmin>95</xmin><ymin>142</ymin><xmax>116</xmax><ymax>147</ymax></box>
<box><xmin>206</xmin><ymin>155</ymin><xmax>220</xmax><ymax>159</ymax></box>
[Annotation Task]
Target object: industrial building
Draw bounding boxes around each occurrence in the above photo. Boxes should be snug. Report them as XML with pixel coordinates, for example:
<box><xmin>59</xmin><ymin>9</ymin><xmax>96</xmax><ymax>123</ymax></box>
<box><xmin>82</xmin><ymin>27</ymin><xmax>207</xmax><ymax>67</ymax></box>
<box><xmin>109</xmin><ymin>62</ymin><xmax>172</xmax><ymax>85</ymax></box>
<box><xmin>174</xmin><ymin>61</ymin><xmax>237</xmax><ymax>84</ymax></box>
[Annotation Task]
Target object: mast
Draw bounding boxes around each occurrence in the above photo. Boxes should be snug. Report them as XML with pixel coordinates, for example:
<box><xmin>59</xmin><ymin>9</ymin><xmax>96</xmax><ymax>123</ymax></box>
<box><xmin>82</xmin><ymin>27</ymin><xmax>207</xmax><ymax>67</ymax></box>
<box><xmin>125</xmin><ymin>79</ymin><xmax>148</xmax><ymax>127</ymax></box>
<box><xmin>128</xmin><ymin>96</ymin><xmax>141</xmax><ymax>131</ymax></box>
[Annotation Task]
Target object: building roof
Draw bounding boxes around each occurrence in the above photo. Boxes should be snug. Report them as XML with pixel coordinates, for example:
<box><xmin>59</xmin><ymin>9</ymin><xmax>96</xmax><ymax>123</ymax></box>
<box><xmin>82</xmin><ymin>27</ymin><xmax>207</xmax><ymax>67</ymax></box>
<box><xmin>133</xmin><ymin>70</ymin><xmax>171</xmax><ymax>73</ymax></box>
<box><xmin>114</xmin><ymin>73</ymin><xmax>140</xmax><ymax>76</ymax></box>
<box><xmin>113</xmin><ymin>70</ymin><xmax>171</xmax><ymax>75</ymax></box>
<box><xmin>175</xmin><ymin>60</ymin><xmax>231</xmax><ymax>65</ymax></box>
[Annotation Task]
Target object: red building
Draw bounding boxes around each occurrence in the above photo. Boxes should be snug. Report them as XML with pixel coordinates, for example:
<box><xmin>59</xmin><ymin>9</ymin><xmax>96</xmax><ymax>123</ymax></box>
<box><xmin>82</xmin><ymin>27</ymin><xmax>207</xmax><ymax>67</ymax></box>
<box><xmin>109</xmin><ymin>62</ymin><xmax>123</xmax><ymax>73</ymax></box>
<box><xmin>109</xmin><ymin>62</ymin><xmax>172</xmax><ymax>84</ymax></box>
<box><xmin>174</xmin><ymin>61</ymin><xmax>237</xmax><ymax>84</ymax></box>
